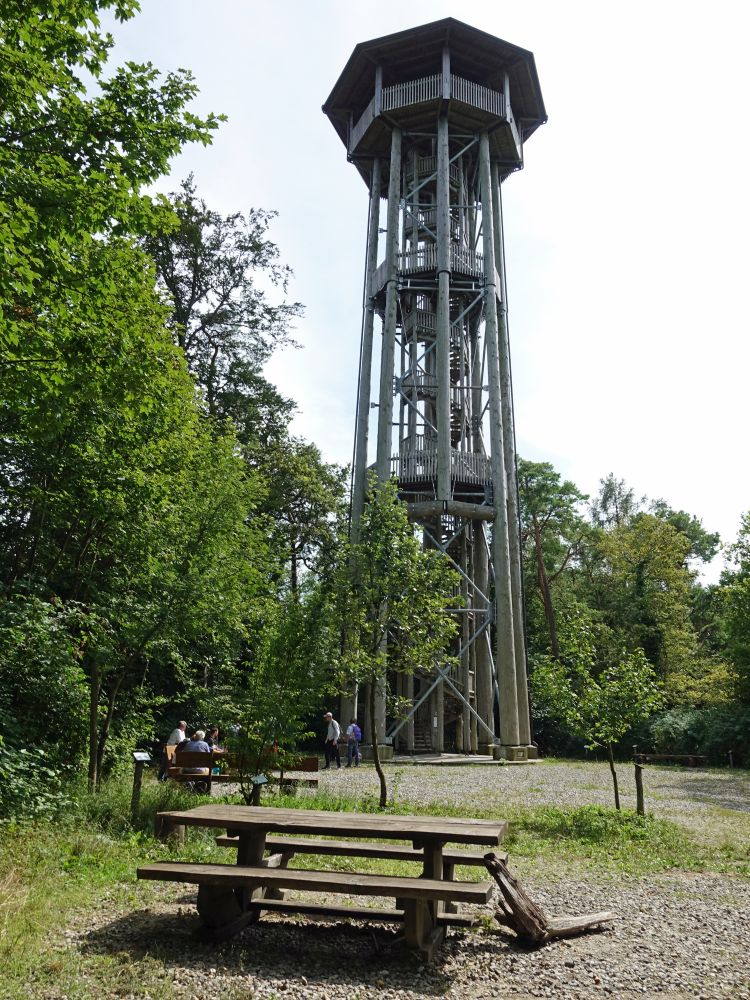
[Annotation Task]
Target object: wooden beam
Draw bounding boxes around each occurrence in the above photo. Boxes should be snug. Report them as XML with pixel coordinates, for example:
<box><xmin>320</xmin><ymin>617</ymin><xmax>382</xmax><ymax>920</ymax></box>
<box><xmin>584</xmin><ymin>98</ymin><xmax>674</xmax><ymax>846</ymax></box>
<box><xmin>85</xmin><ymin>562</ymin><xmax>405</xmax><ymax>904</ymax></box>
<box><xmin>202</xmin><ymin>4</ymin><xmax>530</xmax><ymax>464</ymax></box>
<box><xmin>407</xmin><ymin>500</ymin><xmax>495</xmax><ymax>522</ymax></box>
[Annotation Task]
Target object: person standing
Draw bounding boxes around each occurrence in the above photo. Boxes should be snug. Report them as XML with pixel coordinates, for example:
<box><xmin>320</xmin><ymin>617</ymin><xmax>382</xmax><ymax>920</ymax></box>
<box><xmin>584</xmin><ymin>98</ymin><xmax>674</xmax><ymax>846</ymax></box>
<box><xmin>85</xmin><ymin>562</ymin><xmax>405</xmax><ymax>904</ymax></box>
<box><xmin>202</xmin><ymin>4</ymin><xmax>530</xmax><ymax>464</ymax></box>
<box><xmin>322</xmin><ymin>711</ymin><xmax>341</xmax><ymax>769</ymax></box>
<box><xmin>159</xmin><ymin>720</ymin><xmax>187</xmax><ymax>780</ymax></box>
<box><xmin>345</xmin><ymin>718</ymin><xmax>362</xmax><ymax>767</ymax></box>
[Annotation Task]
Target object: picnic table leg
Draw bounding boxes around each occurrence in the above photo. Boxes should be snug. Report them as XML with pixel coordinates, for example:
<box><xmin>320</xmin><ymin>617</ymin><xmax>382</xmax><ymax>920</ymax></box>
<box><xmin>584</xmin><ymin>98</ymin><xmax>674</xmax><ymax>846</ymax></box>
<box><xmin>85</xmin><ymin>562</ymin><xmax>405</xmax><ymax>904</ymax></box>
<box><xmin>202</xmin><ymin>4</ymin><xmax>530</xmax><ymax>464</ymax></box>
<box><xmin>415</xmin><ymin>840</ymin><xmax>448</xmax><ymax>948</ymax></box>
<box><xmin>442</xmin><ymin>861</ymin><xmax>458</xmax><ymax>914</ymax></box>
<box><xmin>237</xmin><ymin>829</ymin><xmax>268</xmax><ymax>919</ymax></box>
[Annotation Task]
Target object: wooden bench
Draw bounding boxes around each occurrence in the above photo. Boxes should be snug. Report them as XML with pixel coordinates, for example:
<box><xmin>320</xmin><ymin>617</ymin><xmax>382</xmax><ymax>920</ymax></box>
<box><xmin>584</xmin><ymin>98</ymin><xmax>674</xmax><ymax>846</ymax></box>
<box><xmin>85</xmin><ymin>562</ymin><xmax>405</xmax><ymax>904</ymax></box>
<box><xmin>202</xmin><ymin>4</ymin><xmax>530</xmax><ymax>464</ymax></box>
<box><xmin>633</xmin><ymin>753</ymin><xmax>707</xmax><ymax>767</ymax></box>
<box><xmin>168</xmin><ymin>752</ymin><xmax>320</xmax><ymax>793</ymax></box>
<box><xmin>215</xmin><ymin>833</ymin><xmax>507</xmax><ymax>880</ymax></box>
<box><xmin>137</xmin><ymin>861</ymin><xmax>493</xmax><ymax>955</ymax></box>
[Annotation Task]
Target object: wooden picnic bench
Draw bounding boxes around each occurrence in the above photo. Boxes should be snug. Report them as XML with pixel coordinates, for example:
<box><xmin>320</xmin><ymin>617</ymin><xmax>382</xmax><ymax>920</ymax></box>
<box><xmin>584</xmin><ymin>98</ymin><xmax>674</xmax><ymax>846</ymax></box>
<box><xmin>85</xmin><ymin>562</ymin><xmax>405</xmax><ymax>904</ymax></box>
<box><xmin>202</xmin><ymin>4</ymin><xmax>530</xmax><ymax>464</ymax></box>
<box><xmin>139</xmin><ymin>804</ymin><xmax>507</xmax><ymax>960</ymax></box>
<box><xmin>633</xmin><ymin>753</ymin><xmax>707</xmax><ymax>767</ymax></box>
<box><xmin>167</xmin><ymin>752</ymin><xmax>319</xmax><ymax>793</ymax></box>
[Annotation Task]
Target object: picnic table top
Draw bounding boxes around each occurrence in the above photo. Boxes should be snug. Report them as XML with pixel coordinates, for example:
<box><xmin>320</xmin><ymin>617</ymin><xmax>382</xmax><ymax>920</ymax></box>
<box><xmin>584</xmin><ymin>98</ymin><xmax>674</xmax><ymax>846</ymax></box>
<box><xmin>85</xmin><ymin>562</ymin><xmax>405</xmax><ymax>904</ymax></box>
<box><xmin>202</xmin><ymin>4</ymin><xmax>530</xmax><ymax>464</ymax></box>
<box><xmin>157</xmin><ymin>804</ymin><xmax>507</xmax><ymax>846</ymax></box>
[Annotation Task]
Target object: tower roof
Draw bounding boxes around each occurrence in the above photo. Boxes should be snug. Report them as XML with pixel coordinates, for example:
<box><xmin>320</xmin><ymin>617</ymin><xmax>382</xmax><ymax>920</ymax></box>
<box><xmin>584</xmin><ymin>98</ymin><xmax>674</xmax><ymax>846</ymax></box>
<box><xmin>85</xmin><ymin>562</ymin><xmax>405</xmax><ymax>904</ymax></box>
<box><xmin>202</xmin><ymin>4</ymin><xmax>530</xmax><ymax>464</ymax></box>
<box><xmin>323</xmin><ymin>17</ymin><xmax>547</xmax><ymax>150</ymax></box>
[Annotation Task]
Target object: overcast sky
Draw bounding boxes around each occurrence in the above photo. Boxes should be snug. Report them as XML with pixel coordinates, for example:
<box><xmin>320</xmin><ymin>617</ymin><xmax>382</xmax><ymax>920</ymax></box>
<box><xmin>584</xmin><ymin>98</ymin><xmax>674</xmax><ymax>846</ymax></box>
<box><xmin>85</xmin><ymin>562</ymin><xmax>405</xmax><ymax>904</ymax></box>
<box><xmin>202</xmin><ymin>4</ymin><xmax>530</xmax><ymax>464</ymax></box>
<box><xmin>109</xmin><ymin>1</ymin><xmax>749</xmax><ymax>580</ymax></box>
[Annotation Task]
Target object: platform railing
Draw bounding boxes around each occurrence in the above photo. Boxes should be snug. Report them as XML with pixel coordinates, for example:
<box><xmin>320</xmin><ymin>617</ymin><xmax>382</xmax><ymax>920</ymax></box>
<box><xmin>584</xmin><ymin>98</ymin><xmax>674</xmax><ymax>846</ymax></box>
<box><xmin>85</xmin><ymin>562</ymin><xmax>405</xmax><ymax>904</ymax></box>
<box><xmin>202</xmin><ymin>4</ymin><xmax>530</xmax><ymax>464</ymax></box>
<box><xmin>350</xmin><ymin>73</ymin><xmax>505</xmax><ymax>154</ymax></box>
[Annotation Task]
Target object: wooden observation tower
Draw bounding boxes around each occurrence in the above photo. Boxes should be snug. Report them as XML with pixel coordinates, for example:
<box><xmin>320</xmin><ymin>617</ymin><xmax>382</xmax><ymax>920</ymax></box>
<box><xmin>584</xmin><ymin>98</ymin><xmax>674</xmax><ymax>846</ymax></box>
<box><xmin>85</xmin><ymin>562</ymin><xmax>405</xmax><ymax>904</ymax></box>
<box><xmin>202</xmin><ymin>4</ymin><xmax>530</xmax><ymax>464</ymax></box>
<box><xmin>323</xmin><ymin>18</ymin><xmax>546</xmax><ymax>760</ymax></box>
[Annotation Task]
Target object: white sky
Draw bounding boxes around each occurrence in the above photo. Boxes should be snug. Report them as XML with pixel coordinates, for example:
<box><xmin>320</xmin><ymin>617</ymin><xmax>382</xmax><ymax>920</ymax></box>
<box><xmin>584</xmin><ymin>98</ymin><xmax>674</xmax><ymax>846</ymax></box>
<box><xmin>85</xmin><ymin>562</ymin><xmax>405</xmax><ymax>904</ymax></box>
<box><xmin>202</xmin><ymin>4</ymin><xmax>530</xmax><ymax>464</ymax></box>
<box><xmin>109</xmin><ymin>1</ymin><xmax>749</xmax><ymax>580</ymax></box>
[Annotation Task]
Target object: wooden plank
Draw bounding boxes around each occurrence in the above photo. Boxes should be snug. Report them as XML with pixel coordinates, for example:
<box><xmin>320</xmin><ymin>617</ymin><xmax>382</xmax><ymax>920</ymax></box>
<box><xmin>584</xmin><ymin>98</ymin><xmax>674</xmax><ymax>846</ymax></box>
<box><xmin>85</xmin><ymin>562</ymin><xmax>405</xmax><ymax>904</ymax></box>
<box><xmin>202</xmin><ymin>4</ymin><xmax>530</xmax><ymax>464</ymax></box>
<box><xmin>235</xmin><ymin>898</ymin><xmax>479</xmax><ymax>928</ymax></box>
<box><xmin>155</xmin><ymin>805</ymin><xmax>507</xmax><ymax>846</ymax></box>
<box><xmin>137</xmin><ymin>862</ymin><xmax>493</xmax><ymax>903</ymax></box>
<box><xmin>214</xmin><ymin>834</ymin><xmax>505</xmax><ymax>867</ymax></box>
<box><xmin>246</xmin><ymin>899</ymin><xmax>404</xmax><ymax>922</ymax></box>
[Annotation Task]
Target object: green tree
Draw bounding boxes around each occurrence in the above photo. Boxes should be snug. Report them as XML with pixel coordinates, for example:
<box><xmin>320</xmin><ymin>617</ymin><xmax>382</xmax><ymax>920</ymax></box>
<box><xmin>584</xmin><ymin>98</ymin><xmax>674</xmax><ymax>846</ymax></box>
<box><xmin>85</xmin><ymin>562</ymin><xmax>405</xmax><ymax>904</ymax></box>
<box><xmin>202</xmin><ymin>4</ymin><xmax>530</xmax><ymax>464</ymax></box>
<box><xmin>143</xmin><ymin>176</ymin><xmax>301</xmax><ymax>442</ymax></box>
<box><xmin>0</xmin><ymin>1</ymin><xmax>279</xmax><ymax>791</ymax></box>
<box><xmin>1</xmin><ymin>0</ymin><xmax>221</xmax><ymax>352</ymax></box>
<box><xmin>531</xmin><ymin>612</ymin><xmax>664</xmax><ymax>808</ymax></box>
<box><xmin>650</xmin><ymin>500</ymin><xmax>720</xmax><ymax>566</ymax></box>
<box><xmin>339</xmin><ymin>478</ymin><xmax>459</xmax><ymax>807</ymax></box>
<box><xmin>517</xmin><ymin>458</ymin><xmax>588</xmax><ymax>659</ymax></box>
<box><xmin>260</xmin><ymin>439</ymin><xmax>347</xmax><ymax>597</ymax></box>
<box><xmin>585</xmin><ymin>514</ymin><xmax>696</xmax><ymax>684</ymax></box>
<box><xmin>721</xmin><ymin>512</ymin><xmax>750</xmax><ymax>703</ymax></box>
<box><xmin>201</xmin><ymin>581</ymin><xmax>338</xmax><ymax>804</ymax></box>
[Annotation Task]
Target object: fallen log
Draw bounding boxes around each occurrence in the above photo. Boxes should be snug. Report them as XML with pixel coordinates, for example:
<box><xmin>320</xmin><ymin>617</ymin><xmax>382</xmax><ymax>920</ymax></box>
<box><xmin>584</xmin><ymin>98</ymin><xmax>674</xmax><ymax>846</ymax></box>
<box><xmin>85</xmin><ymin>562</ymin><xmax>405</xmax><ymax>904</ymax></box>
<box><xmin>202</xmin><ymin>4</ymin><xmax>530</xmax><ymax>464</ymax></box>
<box><xmin>484</xmin><ymin>852</ymin><xmax>614</xmax><ymax>946</ymax></box>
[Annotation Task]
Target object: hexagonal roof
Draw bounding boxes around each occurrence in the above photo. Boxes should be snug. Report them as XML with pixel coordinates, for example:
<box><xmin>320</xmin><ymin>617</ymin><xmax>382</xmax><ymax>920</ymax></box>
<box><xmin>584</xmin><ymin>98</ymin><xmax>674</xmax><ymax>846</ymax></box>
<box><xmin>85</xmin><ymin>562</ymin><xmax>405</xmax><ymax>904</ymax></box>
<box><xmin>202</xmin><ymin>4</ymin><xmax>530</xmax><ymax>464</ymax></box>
<box><xmin>323</xmin><ymin>17</ymin><xmax>546</xmax><ymax>150</ymax></box>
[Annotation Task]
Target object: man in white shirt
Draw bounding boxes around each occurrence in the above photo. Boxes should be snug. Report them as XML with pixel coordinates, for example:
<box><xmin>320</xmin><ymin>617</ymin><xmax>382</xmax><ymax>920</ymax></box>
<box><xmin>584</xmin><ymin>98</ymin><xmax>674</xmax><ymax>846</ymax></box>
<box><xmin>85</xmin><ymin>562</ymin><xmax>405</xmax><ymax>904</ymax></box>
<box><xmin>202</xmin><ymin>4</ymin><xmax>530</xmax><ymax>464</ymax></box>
<box><xmin>159</xmin><ymin>721</ymin><xmax>187</xmax><ymax>780</ymax></box>
<box><xmin>322</xmin><ymin>712</ymin><xmax>341</xmax><ymax>769</ymax></box>
<box><xmin>167</xmin><ymin>721</ymin><xmax>187</xmax><ymax>746</ymax></box>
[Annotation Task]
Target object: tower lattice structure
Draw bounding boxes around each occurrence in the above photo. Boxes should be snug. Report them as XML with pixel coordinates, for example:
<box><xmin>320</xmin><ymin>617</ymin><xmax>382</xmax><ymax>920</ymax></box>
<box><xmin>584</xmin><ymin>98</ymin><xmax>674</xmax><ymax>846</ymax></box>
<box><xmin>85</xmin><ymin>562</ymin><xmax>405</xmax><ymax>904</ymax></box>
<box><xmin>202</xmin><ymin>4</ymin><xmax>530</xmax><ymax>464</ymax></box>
<box><xmin>324</xmin><ymin>18</ymin><xmax>546</xmax><ymax>759</ymax></box>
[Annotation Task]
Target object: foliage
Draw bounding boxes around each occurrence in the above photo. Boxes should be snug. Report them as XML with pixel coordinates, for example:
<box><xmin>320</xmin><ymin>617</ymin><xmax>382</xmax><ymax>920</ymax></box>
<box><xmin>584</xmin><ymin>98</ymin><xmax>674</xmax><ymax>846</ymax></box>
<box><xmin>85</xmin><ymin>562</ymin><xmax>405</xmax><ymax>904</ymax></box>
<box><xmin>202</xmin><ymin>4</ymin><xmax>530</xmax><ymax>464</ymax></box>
<box><xmin>587</xmin><ymin>513</ymin><xmax>696</xmax><ymax>677</ymax></box>
<box><xmin>721</xmin><ymin>512</ymin><xmax>750</xmax><ymax>703</ymax></box>
<box><xmin>143</xmin><ymin>174</ymin><xmax>301</xmax><ymax>442</ymax></box>
<box><xmin>649</xmin><ymin>704</ymin><xmax>750</xmax><ymax>765</ymax></box>
<box><xmin>339</xmin><ymin>477</ymin><xmax>459</xmax><ymax>806</ymax></box>
<box><xmin>0</xmin><ymin>597</ymin><xmax>88</xmax><ymax>767</ymax></box>
<box><xmin>259</xmin><ymin>438</ymin><xmax>348</xmax><ymax>595</ymax></box>
<box><xmin>200</xmin><ymin>582</ymin><xmax>338</xmax><ymax>804</ymax></box>
<box><xmin>531</xmin><ymin>607</ymin><xmax>664</xmax><ymax>807</ymax></box>
<box><xmin>517</xmin><ymin>458</ymin><xmax>589</xmax><ymax>658</ymax></box>
<box><xmin>0</xmin><ymin>0</ymin><xmax>221</xmax><ymax>351</ymax></box>
<box><xmin>0</xmin><ymin>738</ymin><xmax>72</xmax><ymax>821</ymax></box>
<box><xmin>650</xmin><ymin>500</ymin><xmax>720</xmax><ymax>565</ymax></box>
<box><xmin>0</xmin><ymin>0</ymin><xmax>280</xmax><ymax>802</ymax></box>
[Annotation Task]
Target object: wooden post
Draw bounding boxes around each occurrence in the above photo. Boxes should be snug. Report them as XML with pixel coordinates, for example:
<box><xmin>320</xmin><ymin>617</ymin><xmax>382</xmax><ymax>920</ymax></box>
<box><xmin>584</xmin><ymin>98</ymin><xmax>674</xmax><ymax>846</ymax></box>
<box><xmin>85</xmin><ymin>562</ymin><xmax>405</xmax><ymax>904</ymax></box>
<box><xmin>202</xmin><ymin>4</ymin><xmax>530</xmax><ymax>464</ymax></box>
<box><xmin>375</xmin><ymin>127</ymin><xmax>402</xmax><ymax>484</ymax></box>
<box><xmin>634</xmin><ymin>763</ymin><xmax>645</xmax><ymax>816</ymax></box>
<box><xmin>130</xmin><ymin>759</ymin><xmax>145</xmax><ymax>826</ymax></box>
<box><xmin>479</xmin><ymin>131</ymin><xmax>519</xmax><ymax>749</ymax></box>
<box><xmin>351</xmin><ymin>157</ymin><xmax>382</xmax><ymax>533</ymax></box>
<box><xmin>491</xmin><ymin>161</ymin><xmax>530</xmax><ymax>747</ymax></box>
<box><xmin>436</xmin><ymin>114</ymin><xmax>451</xmax><ymax>501</ymax></box>
<box><xmin>154</xmin><ymin>813</ymin><xmax>184</xmax><ymax>845</ymax></box>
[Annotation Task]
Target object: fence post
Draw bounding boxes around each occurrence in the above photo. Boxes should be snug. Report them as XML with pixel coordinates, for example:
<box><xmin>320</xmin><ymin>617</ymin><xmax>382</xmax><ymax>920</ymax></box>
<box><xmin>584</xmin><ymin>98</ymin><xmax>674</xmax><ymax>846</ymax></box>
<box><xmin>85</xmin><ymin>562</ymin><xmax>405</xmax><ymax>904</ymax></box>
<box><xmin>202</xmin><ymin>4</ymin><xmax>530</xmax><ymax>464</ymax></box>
<box><xmin>634</xmin><ymin>763</ymin><xmax>645</xmax><ymax>817</ymax></box>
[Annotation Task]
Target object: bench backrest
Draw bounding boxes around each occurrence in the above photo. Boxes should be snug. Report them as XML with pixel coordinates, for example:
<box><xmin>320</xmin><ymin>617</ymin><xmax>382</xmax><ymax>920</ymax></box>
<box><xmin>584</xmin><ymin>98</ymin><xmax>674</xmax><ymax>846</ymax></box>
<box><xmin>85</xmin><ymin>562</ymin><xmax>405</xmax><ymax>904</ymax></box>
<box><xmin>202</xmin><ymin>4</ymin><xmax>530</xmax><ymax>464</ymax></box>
<box><xmin>289</xmin><ymin>755</ymin><xmax>319</xmax><ymax>772</ymax></box>
<box><xmin>220</xmin><ymin>752</ymin><xmax>318</xmax><ymax>773</ymax></box>
<box><xmin>173</xmin><ymin>750</ymin><xmax>215</xmax><ymax>769</ymax></box>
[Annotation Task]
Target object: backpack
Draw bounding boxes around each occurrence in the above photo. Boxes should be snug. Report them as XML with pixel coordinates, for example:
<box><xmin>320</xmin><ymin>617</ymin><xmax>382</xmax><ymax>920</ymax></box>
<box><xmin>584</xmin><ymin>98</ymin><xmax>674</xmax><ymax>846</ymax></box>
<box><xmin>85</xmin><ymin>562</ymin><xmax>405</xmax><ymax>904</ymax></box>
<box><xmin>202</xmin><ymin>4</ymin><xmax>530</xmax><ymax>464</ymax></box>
<box><xmin>353</xmin><ymin>724</ymin><xmax>362</xmax><ymax>742</ymax></box>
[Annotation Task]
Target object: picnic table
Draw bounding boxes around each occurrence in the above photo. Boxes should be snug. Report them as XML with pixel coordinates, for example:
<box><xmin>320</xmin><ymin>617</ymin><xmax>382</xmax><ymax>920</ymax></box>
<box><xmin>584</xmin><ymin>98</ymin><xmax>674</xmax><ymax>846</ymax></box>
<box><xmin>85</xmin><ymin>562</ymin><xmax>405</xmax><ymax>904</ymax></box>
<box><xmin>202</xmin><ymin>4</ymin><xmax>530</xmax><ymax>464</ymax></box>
<box><xmin>138</xmin><ymin>804</ymin><xmax>507</xmax><ymax>960</ymax></box>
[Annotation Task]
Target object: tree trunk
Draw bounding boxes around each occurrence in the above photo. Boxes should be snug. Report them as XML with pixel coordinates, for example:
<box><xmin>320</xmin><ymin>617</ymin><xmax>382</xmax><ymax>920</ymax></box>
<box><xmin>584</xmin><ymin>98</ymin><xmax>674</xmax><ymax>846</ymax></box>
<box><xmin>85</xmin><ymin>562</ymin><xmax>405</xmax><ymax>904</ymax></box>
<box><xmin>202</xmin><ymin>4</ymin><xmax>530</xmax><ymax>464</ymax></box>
<box><xmin>87</xmin><ymin>658</ymin><xmax>100</xmax><ymax>792</ymax></box>
<box><xmin>369</xmin><ymin>677</ymin><xmax>387</xmax><ymax>808</ymax></box>
<box><xmin>607</xmin><ymin>743</ymin><xmax>621</xmax><ymax>810</ymax></box>
<box><xmin>95</xmin><ymin>671</ymin><xmax>124</xmax><ymax>789</ymax></box>
<box><xmin>533</xmin><ymin>519</ymin><xmax>560</xmax><ymax>659</ymax></box>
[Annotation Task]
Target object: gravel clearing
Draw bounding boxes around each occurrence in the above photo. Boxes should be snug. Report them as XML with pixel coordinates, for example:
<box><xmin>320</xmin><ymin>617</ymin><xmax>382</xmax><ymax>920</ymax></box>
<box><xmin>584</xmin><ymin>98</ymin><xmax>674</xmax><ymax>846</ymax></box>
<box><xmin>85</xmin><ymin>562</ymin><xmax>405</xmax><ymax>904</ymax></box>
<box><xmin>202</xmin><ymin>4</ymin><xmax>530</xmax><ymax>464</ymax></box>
<box><xmin>44</xmin><ymin>761</ymin><xmax>750</xmax><ymax>1000</ymax></box>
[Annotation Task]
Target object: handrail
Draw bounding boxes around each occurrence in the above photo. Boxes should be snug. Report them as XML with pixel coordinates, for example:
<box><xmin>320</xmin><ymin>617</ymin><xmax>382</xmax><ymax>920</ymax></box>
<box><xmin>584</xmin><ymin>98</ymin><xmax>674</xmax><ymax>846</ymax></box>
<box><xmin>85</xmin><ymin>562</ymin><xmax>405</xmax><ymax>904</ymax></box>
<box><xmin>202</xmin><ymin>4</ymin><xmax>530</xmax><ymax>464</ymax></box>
<box><xmin>350</xmin><ymin>74</ymin><xmax>505</xmax><ymax>154</ymax></box>
<box><xmin>392</xmin><ymin>446</ymin><xmax>491</xmax><ymax>485</ymax></box>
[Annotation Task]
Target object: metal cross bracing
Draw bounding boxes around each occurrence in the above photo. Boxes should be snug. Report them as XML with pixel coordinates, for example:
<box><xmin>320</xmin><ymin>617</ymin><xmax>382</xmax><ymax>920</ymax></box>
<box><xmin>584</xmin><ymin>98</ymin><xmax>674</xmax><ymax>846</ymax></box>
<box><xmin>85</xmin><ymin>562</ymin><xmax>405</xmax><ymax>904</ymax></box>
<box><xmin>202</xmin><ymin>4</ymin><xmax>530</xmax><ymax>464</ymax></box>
<box><xmin>325</xmin><ymin>18</ymin><xmax>546</xmax><ymax>760</ymax></box>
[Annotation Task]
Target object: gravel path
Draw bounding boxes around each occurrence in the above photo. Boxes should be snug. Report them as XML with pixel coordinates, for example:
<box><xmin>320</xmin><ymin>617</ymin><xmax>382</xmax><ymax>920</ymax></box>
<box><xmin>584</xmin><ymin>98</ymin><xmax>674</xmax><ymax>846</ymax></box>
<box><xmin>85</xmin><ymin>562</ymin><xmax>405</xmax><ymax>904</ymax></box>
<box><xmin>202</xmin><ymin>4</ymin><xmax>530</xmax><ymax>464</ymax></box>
<box><xmin>43</xmin><ymin>761</ymin><xmax>750</xmax><ymax>1000</ymax></box>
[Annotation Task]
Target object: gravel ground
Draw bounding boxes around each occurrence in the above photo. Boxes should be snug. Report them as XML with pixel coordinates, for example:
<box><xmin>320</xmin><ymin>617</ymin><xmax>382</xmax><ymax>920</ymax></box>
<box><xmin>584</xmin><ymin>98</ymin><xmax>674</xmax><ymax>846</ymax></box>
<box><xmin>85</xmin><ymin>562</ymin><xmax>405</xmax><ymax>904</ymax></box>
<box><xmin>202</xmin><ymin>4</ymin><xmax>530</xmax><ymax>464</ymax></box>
<box><xmin>314</xmin><ymin>759</ymin><xmax>750</xmax><ymax>847</ymax></box>
<box><xmin>45</xmin><ymin>761</ymin><xmax>750</xmax><ymax>1000</ymax></box>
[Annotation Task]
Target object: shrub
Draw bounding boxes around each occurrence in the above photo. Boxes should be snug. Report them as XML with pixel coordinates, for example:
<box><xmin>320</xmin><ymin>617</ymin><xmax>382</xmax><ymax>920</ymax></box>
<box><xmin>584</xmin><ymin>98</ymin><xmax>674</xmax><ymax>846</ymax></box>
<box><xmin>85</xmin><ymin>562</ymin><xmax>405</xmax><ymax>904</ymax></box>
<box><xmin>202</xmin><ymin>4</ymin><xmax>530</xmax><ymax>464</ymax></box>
<box><xmin>0</xmin><ymin>739</ymin><xmax>72</xmax><ymax>821</ymax></box>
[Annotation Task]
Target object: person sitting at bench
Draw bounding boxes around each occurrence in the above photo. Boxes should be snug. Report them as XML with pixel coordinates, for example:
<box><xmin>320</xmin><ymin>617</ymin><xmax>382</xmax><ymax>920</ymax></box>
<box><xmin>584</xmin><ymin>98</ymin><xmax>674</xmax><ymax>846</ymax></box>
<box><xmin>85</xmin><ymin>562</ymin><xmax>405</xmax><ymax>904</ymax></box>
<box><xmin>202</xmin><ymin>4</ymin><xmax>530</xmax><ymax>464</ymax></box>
<box><xmin>174</xmin><ymin>730</ymin><xmax>212</xmax><ymax>790</ymax></box>
<box><xmin>159</xmin><ymin>720</ymin><xmax>187</xmax><ymax>780</ymax></box>
<box><xmin>206</xmin><ymin>727</ymin><xmax>224</xmax><ymax>751</ymax></box>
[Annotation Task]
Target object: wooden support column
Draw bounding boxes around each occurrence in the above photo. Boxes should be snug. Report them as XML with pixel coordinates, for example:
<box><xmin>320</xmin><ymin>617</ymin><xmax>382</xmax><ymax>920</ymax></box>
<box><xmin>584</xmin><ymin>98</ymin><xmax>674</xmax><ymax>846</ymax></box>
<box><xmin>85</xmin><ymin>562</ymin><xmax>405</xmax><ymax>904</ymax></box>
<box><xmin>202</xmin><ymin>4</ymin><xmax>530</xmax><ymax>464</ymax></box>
<box><xmin>351</xmin><ymin>157</ymin><xmax>382</xmax><ymax>533</ymax></box>
<box><xmin>491</xmin><ymin>161</ymin><xmax>531</xmax><ymax>746</ymax></box>
<box><xmin>459</xmin><ymin>536</ymin><xmax>471</xmax><ymax>752</ymax></box>
<box><xmin>375</xmin><ymin>128</ymin><xmax>402</xmax><ymax>483</ymax></box>
<box><xmin>479</xmin><ymin>132</ymin><xmax>520</xmax><ymax>749</ymax></box>
<box><xmin>436</xmin><ymin>114</ymin><xmax>452</xmax><ymax>501</ymax></box>
<box><xmin>470</xmin><ymin>315</ymin><xmax>495</xmax><ymax>751</ymax></box>
<box><xmin>406</xmin><ymin>672</ymin><xmax>415</xmax><ymax>753</ymax></box>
